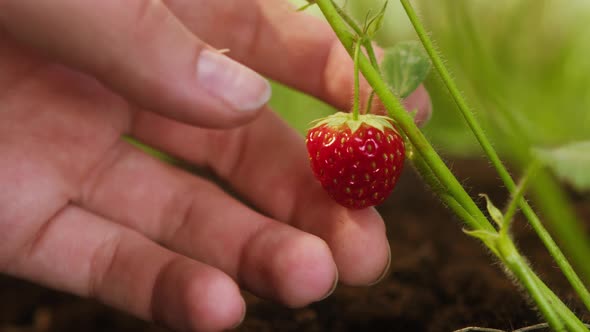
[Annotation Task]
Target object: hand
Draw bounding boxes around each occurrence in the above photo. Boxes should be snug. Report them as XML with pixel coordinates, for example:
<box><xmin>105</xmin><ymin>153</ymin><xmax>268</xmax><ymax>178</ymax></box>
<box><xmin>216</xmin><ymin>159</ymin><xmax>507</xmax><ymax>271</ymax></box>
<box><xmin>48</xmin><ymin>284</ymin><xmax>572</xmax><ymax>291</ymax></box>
<box><xmin>0</xmin><ymin>0</ymin><xmax>431</xmax><ymax>331</ymax></box>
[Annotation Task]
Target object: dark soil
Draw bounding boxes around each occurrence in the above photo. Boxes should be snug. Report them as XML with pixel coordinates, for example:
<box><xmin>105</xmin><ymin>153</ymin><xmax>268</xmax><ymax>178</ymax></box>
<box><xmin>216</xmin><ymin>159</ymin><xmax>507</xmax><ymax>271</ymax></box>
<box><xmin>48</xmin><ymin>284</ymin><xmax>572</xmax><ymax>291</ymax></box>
<box><xmin>1</xmin><ymin>160</ymin><xmax>589</xmax><ymax>332</ymax></box>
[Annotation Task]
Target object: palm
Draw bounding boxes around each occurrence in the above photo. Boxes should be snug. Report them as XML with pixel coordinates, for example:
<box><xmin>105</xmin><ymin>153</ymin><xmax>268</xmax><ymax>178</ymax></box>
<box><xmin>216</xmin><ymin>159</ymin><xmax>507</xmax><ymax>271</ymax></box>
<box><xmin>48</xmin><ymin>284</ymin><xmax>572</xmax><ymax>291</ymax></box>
<box><xmin>0</xmin><ymin>35</ymin><xmax>131</xmax><ymax>267</ymax></box>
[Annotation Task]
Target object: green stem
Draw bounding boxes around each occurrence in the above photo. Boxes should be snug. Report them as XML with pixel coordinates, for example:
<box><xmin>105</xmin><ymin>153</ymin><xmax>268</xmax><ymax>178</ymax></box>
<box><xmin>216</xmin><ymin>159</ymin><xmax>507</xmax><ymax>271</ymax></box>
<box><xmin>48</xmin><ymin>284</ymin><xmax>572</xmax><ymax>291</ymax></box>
<box><xmin>527</xmin><ymin>173</ymin><xmax>590</xmax><ymax>312</ymax></box>
<box><xmin>330</xmin><ymin>0</ymin><xmax>380</xmax><ymax>115</ymax></box>
<box><xmin>365</xmin><ymin>90</ymin><xmax>376</xmax><ymax>114</ymax></box>
<box><xmin>363</xmin><ymin>41</ymin><xmax>381</xmax><ymax>115</ymax></box>
<box><xmin>331</xmin><ymin>0</ymin><xmax>362</xmax><ymax>35</ymax></box>
<box><xmin>416</xmin><ymin>146</ymin><xmax>582</xmax><ymax>331</ymax></box>
<box><xmin>400</xmin><ymin>0</ymin><xmax>512</xmax><ymax>189</ymax></box>
<box><xmin>499</xmin><ymin>243</ymin><xmax>565</xmax><ymax>331</ymax></box>
<box><xmin>400</xmin><ymin>0</ymin><xmax>590</xmax><ymax>313</ymax></box>
<box><xmin>330</xmin><ymin>0</ymin><xmax>381</xmax><ymax>71</ymax></box>
<box><xmin>364</xmin><ymin>40</ymin><xmax>380</xmax><ymax>71</ymax></box>
<box><xmin>410</xmin><ymin>149</ymin><xmax>481</xmax><ymax>228</ymax></box>
<box><xmin>536</xmin><ymin>273</ymin><xmax>590</xmax><ymax>332</ymax></box>
<box><xmin>492</xmin><ymin>89</ymin><xmax>590</xmax><ymax>286</ymax></box>
<box><xmin>501</xmin><ymin>161</ymin><xmax>538</xmax><ymax>236</ymax></box>
<box><xmin>363</xmin><ymin>43</ymin><xmax>379</xmax><ymax>115</ymax></box>
<box><xmin>417</xmin><ymin>148</ymin><xmax>586</xmax><ymax>331</ymax></box>
<box><xmin>352</xmin><ymin>41</ymin><xmax>361</xmax><ymax>120</ymax></box>
<box><xmin>296</xmin><ymin>2</ymin><xmax>315</xmax><ymax>12</ymax></box>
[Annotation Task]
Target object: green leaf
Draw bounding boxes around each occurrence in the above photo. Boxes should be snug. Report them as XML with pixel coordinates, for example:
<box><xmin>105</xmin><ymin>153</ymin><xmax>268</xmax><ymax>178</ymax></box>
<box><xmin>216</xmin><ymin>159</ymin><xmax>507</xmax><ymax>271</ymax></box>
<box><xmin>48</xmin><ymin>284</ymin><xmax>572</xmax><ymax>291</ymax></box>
<box><xmin>534</xmin><ymin>141</ymin><xmax>590</xmax><ymax>192</ymax></box>
<box><xmin>479</xmin><ymin>194</ymin><xmax>504</xmax><ymax>228</ymax></box>
<box><xmin>365</xmin><ymin>1</ymin><xmax>388</xmax><ymax>38</ymax></box>
<box><xmin>381</xmin><ymin>41</ymin><xmax>432</xmax><ymax>98</ymax></box>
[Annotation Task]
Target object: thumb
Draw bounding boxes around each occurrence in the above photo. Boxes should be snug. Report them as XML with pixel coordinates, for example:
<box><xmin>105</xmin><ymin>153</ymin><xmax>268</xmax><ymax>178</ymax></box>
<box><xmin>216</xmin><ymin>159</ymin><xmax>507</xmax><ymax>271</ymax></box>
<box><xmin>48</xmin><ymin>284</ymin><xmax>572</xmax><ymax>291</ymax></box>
<box><xmin>0</xmin><ymin>0</ymin><xmax>271</xmax><ymax>128</ymax></box>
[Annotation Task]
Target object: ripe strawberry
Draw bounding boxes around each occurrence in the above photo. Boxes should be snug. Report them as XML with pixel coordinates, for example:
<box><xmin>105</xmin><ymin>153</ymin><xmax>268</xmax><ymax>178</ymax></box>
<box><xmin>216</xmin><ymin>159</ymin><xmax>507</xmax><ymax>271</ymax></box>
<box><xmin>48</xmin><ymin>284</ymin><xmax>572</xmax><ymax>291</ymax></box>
<box><xmin>306</xmin><ymin>112</ymin><xmax>405</xmax><ymax>209</ymax></box>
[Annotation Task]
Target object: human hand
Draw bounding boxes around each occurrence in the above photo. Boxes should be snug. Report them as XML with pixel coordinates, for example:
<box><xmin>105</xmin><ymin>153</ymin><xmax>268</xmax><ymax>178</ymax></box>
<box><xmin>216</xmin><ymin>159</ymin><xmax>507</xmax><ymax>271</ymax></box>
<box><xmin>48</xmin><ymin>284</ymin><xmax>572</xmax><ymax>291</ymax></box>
<box><xmin>0</xmin><ymin>0</ymin><xmax>431</xmax><ymax>331</ymax></box>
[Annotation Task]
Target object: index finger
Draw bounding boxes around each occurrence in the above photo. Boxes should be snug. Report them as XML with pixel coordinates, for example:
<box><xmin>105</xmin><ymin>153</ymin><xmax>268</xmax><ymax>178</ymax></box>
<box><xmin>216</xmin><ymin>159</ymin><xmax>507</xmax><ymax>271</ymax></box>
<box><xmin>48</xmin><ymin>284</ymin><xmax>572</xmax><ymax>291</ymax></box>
<box><xmin>167</xmin><ymin>0</ymin><xmax>430</xmax><ymax>117</ymax></box>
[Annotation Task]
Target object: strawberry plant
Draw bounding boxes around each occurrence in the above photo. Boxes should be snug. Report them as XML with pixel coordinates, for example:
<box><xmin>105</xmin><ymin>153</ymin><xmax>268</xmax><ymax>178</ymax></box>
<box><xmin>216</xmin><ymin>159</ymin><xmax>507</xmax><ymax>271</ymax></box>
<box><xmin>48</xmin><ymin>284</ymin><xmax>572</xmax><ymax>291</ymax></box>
<box><xmin>301</xmin><ymin>0</ymin><xmax>590</xmax><ymax>330</ymax></box>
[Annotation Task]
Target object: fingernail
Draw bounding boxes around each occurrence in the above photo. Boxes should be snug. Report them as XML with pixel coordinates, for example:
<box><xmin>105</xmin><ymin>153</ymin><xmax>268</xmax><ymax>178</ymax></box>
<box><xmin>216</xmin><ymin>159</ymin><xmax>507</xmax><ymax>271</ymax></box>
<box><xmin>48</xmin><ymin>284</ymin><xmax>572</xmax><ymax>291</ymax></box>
<box><xmin>318</xmin><ymin>270</ymin><xmax>339</xmax><ymax>301</ymax></box>
<box><xmin>230</xmin><ymin>297</ymin><xmax>247</xmax><ymax>330</ymax></box>
<box><xmin>368</xmin><ymin>242</ymin><xmax>391</xmax><ymax>286</ymax></box>
<box><xmin>197</xmin><ymin>50</ymin><xmax>271</xmax><ymax>112</ymax></box>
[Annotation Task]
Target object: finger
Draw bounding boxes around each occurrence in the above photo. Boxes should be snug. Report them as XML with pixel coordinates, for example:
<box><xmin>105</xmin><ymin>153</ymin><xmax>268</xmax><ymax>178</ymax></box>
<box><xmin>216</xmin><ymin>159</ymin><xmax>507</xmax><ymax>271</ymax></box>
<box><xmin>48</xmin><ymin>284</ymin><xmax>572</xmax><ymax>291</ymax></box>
<box><xmin>132</xmin><ymin>108</ymin><xmax>391</xmax><ymax>286</ymax></box>
<box><xmin>372</xmin><ymin>84</ymin><xmax>432</xmax><ymax>126</ymax></box>
<box><xmin>0</xmin><ymin>0</ymin><xmax>270</xmax><ymax>128</ymax></box>
<box><xmin>5</xmin><ymin>205</ymin><xmax>245</xmax><ymax>332</ymax></box>
<box><xmin>404</xmin><ymin>85</ymin><xmax>432</xmax><ymax>126</ymax></box>
<box><xmin>166</xmin><ymin>0</ymin><xmax>432</xmax><ymax>122</ymax></box>
<box><xmin>77</xmin><ymin>140</ymin><xmax>338</xmax><ymax>307</ymax></box>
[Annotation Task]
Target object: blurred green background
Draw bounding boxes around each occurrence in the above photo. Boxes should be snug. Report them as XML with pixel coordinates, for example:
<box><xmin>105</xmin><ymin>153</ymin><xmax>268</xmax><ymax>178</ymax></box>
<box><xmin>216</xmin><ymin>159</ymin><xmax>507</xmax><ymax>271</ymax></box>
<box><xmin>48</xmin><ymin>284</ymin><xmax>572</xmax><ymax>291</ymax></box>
<box><xmin>273</xmin><ymin>0</ymin><xmax>590</xmax><ymax>158</ymax></box>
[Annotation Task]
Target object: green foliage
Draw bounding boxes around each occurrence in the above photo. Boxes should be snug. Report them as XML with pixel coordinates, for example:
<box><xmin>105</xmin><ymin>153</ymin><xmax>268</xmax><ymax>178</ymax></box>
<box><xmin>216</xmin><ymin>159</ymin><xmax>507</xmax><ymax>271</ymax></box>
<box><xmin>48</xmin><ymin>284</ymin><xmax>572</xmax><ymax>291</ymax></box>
<box><xmin>381</xmin><ymin>41</ymin><xmax>431</xmax><ymax>98</ymax></box>
<box><xmin>535</xmin><ymin>141</ymin><xmax>590</xmax><ymax>192</ymax></box>
<box><xmin>364</xmin><ymin>1</ymin><xmax>388</xmax><ymax>38</ymax></box>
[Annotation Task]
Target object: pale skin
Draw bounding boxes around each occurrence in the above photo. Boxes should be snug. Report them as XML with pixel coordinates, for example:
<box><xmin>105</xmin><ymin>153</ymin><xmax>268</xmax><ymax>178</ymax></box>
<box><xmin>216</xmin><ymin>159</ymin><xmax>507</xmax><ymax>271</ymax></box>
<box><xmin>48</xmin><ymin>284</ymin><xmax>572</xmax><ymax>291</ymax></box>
<box><xmin>0</xmin><ymin>0</ymin><xmax>431</xmax><ymax>331</ymax></box>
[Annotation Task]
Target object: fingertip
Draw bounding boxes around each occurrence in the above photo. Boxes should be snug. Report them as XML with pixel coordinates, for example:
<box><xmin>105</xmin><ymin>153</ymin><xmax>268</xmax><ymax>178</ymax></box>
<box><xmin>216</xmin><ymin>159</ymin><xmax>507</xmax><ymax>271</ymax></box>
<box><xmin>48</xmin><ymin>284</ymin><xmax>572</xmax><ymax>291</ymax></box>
<box><xmin>330</xmin><ymin>207</ymin><xmax>391</xmax><ymax>286</ymax></box>
<box><xmin>196</xmin><ymin>49</ymin><xmax>272</xmax><ymax>114</ymax></box>
<box><xmin>185</xmin><ymin>270</ymin><xmax>245</xmax><ymax>332</ymax></box>
<box><xmin>403</xmin><ymin>84</ymin><xmax>432</xmax><ymax>127</ymax></box>
<box><xmin>152</xmin><ymin>259</ymin><xmax>245</xmax><ymax>332</ymax></box>
<box><xmin>368</xmin><ymin>241</ymin><xmax>392</xmax><ymax>286</ymax></box>
<box><xmin>272</xmin><ymin>234</ymin><xmax>338</xmax><ymax>307</ymax></box>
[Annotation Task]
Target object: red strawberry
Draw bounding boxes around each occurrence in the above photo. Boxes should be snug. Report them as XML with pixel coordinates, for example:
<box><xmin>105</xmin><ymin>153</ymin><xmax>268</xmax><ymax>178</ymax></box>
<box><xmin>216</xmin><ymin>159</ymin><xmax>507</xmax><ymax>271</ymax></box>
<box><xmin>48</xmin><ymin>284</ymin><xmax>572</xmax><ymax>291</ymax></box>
<box><xmin>306</xmin><ymin>112</ymin><xmax>405</xmax><ymax>209</ymax></box>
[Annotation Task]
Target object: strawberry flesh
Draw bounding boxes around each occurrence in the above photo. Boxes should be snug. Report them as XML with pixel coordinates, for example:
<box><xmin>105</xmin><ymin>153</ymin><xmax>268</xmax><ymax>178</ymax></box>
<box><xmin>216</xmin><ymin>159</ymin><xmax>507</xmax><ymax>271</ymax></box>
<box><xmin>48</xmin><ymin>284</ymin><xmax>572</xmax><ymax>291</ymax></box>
<box><xmin>306</xmin><ymin>119</ymin><xmax>405</xmax><ymax>209</ymax></box>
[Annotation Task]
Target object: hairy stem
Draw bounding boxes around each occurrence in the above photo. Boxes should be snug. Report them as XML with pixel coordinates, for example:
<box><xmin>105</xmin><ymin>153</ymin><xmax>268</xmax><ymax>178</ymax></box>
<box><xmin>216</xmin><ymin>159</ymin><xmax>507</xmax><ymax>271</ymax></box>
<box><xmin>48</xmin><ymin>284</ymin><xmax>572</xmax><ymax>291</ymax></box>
<box><xmin>535</xmin><ymin>272</ymin><xmax>590</xmax><ymax>331</ymax></box>
<box><xmin>352</xmin><ymin>41</ymin><xmax>361</xmax><ymax>120</ymax></box>
<box><xmin>499</xmin><ymin>243</ymin><xmax>565</xmax><ymax>332</ymax></box>
<box><xmin>400</xmin><ymin>0</ymin><xmax>590</xmax><ymax>314</ymax></box>
<box><xmin>490</xmin><ymin>86</ymin><xmax>590</xmax><ymax>286</ymax></box>
<box><xmin>330</xmin><ymin>0</ymin><xmax>380</xmax><ymax>115</ymax></box>
<box><xmin>410</xmin><ymin>149</ymin><xmax>480</xmax><ymax>228</ymax></box>
<box><xmin>330</xmin><ymin>0</ymin><xmax>381</xmax><ymax>71</ymax></box>
<box><xmin>501</xmin><ymin>161</ymin><xmax>538</xmax><ymax>236</ymax></box>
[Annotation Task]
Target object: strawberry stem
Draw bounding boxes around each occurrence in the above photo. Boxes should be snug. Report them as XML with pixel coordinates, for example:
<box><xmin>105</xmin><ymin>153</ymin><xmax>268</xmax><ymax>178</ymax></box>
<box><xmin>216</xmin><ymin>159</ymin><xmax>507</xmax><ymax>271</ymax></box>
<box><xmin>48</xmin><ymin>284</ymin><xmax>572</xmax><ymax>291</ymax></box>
<box><xmin>329</xmin><ymin>0</ymin><xmax>380</xmax><ymax>115</ymax></box>
<box><xmin>352</xmin><ymin>40</ymin><xmax>362</xmax><ymax>121</ymax></box>
<box><xmin>364</xmin><ymin>90</ymin><xmax>376</xmax><ymax>114</ymax></box>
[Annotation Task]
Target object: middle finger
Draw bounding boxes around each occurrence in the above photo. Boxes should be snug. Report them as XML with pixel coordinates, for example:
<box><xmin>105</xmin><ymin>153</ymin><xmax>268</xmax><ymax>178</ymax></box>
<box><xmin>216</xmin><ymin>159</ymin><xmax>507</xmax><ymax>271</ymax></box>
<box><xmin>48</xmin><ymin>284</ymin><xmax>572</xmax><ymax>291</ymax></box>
<box><xmin>77</xmin><ymin>138</ymin><xmax>338</xmax><ymax>307</ymax></box>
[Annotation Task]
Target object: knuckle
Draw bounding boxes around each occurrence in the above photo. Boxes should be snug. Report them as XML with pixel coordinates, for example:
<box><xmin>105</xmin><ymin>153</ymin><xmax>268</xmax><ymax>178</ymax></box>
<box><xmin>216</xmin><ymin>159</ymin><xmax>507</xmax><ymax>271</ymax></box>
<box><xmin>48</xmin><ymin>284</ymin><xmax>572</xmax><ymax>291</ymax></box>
<box><xmin>87</xmin><ymin>233</ymin><xmax>122</xmax><ymax>298</ymax></box>
<box><xmin>127</xmin><ymin>0</ymin><xmax>170</xmax><ymax>46</ymax></box>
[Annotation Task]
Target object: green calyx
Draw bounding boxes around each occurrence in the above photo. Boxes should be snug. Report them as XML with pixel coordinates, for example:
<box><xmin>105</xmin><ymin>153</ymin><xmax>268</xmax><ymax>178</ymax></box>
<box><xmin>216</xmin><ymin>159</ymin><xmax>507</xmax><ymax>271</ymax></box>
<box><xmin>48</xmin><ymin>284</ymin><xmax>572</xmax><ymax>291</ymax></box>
<box><xmin>310</xmin><ymin>112</ymin><xmax>396</xmax><ymax>133</ymax></box>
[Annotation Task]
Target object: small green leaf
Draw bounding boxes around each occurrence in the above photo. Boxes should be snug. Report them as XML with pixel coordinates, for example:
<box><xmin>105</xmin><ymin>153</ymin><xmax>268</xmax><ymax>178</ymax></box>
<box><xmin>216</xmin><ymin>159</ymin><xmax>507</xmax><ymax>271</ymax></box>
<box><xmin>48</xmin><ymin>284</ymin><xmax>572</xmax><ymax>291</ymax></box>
<box><xmin>535</xmin><ymin>141</ymin><xmax>590</xmax><ymax>192</ymax></box>
<box><xmin>479</xmin><ymin>194</ymin><xmax>504</xmax><ymax>228</ymax></box>
<box><xmin>365</xmin><ymin>1</ymin><xmax>388</xmax><ymax>38</ymax></box>
<box><xmin>381</xmin><ymin>41</ymin><xmax>431</xmax><ymax>98</ymax></box>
